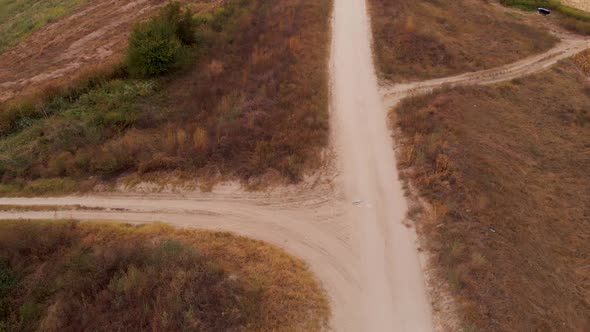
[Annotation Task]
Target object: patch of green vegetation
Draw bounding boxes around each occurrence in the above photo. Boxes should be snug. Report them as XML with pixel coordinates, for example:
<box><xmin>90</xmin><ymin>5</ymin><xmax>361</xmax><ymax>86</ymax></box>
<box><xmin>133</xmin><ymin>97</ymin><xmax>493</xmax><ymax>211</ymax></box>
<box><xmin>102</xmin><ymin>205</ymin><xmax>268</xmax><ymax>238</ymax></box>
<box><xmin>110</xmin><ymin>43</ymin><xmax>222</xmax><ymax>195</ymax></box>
<box><xmin>500</xmin><ymin>0</ymin><xmax>590</xmax><ymax>34</ymax></box>
<box><xmin>127</xmin><ymin>2</ymin><xmax>198</xmax><ymax>77</ymax></box>
<box><xmin>0</xmin><ymin>80</ymin><xmax>158</xmax><ymax>181</ymax></box>
<box><xmin>0</xmin><ymin>0</ymin><xmax>89</xmax><ymax>55</ymax></box>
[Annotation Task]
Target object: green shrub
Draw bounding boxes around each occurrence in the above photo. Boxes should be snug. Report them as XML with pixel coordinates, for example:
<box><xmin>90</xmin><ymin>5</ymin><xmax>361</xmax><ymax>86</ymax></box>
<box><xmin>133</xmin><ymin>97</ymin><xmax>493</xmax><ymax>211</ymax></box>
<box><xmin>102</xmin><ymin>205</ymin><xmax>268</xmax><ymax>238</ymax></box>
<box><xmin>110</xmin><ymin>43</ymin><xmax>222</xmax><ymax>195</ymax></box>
<box><xmin>126</xmin><ymin>2</ymin><xmax>198</xmax><ymax>77</ymax></box>
<box><xmin>160</xmin><ymin>1</ymin><xmax>197</xmax><ymax>45</ymax></box>
<box><xmin>127</xmin><ymin>19</ymin><xmax>182</xmax><ymax>77</ymax></box>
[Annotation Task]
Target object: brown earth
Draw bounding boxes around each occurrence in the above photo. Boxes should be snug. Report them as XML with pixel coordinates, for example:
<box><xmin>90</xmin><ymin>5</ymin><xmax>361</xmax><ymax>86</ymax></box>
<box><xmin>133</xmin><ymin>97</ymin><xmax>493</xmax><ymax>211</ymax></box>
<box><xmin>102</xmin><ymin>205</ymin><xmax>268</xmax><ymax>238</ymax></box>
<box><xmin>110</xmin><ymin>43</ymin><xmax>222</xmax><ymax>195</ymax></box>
<box><xmin>563</xmin><ymin>0</ymin><xmax>590</xmax><ymax>12</ymax></box>
<box><xmin>367</xmin><ymin>0</ymin><xmax>558</xmax><ymax>82</ymax></box>
<box><xmin>392</xmin><ymin>58</ymin><xmax>590</xmax><ymax>331</ymax></box>
<box><xmin>0</xmin><ymin>0</ymin><xmax>219</xmax><ymax>103</ymax></box>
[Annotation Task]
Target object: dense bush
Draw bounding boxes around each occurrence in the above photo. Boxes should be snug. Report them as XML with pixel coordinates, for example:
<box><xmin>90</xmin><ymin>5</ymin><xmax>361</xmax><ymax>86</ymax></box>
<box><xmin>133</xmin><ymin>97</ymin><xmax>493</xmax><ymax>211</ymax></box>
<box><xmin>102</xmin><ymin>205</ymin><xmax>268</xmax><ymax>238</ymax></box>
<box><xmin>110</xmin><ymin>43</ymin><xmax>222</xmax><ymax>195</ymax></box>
<box><xmin>127</xmin><ymin>2</ymin><xmax>198</xmax><ymax>77</ymax></box>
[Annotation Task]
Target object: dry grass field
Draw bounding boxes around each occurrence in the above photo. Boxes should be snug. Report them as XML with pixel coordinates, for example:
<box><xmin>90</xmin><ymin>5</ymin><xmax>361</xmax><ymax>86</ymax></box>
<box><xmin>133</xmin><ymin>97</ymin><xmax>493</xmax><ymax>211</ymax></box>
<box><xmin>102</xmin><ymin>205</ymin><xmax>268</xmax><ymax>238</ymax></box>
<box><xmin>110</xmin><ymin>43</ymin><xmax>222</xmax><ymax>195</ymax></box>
<box><xmin>393</xmin><ymin>55</ymin><xmax>590</xmax><ymax>330</ymax></box>
<box><xmin>0</xmin><ymin>220</ymin><xmax>330</xmax><ymax>331</ymax></box>
<box><xmin>0</xmin><ymin>0</ymin><xmax>332</xmax><ymax>194</ymax></box>
<box><xmin>368</xmin><ymin>0</ymin><xmax>557</xmax><ymax>82</ymax></box>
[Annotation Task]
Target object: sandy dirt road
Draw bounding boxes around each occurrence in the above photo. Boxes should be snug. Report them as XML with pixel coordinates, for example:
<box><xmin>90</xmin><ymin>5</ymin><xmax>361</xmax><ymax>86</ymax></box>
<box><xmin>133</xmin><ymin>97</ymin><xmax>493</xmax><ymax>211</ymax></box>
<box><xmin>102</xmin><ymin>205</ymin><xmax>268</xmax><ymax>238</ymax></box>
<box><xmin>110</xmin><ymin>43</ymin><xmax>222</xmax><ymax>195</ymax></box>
<box><xmin>2</xmin><ymin>1</ymin><xmax>590</xmax><ymax>331</ymax></box>
<box><xmin>382</xmin><ymin>29</ymin><xmax>590</xmax><ymax>108</ymax></box>
<box><xmin>0</xmin><ymin>193</ymin><xmax>363</xmax><ymax>332</ymax></box>
<box><xmin>330</xmin><ymin>0</ymin><xmax>434</xmax><ymax>330</ymax></box>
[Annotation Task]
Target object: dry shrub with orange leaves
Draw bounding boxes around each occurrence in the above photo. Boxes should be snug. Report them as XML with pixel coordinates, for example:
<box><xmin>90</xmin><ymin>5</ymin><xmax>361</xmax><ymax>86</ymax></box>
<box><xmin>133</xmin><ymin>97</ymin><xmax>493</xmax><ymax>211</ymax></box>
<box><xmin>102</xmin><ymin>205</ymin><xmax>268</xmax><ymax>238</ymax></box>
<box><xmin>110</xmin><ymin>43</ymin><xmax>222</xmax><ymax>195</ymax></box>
<box><xmin>368</xmin><ymin>0</ymin><xmax>557</xmax><ymax>82</ymax></box>
<box><xmin>393</xmin><ymin>59</ymin><xmax>590</xmax><ymax>330</ymax></box>
<box><xmin>0</xmin><ymin>220</ymin><xmax>330</xmax><ymax>331</ymax></box>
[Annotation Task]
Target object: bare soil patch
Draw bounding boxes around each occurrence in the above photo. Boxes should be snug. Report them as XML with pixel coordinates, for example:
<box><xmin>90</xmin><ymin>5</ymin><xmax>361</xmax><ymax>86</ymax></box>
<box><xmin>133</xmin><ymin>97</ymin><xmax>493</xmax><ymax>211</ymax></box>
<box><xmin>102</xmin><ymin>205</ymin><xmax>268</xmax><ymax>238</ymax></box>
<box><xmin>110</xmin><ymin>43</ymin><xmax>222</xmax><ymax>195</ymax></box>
<box><xmin>393</xmin><ymin>58</ymin><xmax>590</xmax><ymax>330</ymax></box>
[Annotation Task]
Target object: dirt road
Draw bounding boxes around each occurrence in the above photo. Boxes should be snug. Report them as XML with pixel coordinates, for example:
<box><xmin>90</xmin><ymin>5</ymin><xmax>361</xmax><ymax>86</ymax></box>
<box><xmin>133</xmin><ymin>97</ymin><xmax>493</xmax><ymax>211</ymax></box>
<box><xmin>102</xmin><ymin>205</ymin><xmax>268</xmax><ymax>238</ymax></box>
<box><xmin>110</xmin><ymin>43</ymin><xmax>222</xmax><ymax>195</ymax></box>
<box><xmin>2</xmin><ymin>1</ymin><xmax>590</xmax><ymax>331</ymax></box>
<box><xmin>382</xmin><ymin>29</ymin><xmax>590</xmax><ymax>108</ymax></box>
<box><xmin>330</xmin><ymin>0</ymin><xmax>434</xmax><ymax>330</ymax></box>
<box><xmin>0</xmin><ymin>193</ymin><xmax>363</xmax><ymax>331</ymax></box>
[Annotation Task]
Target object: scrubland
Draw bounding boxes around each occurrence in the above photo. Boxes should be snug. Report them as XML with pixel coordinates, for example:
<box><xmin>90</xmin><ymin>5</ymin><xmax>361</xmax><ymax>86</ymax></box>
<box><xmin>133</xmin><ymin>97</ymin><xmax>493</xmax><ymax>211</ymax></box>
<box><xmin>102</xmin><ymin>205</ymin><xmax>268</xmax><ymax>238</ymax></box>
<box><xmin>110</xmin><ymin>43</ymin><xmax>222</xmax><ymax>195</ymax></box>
<box><xmin>393</xmin><ymin>55</ymin><xmax>590</xmax><ymax>330</ymax></box>
<box><xmin>0</xmin><ymin>219</ymin><xmax>329</xmax><ymax>331</ymax></box>
<box><xmin>368</xmin><ymin>0</ymin><xmax>557</xmax><ymax>82</ymax></box>
<box><xmin>0</xmin><ymin>0</ymin><xmax>332</xmax><ymax>195</ymax></box>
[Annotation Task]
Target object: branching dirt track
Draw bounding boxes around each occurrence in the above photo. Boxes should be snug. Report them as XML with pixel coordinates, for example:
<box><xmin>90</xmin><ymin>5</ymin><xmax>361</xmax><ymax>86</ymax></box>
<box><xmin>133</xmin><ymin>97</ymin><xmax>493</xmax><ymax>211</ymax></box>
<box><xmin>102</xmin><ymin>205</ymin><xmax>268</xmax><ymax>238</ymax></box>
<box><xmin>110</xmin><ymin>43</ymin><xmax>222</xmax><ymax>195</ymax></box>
<box><xmin>2</xmin><ymin>1</ymin><xmax>590</xmax><ymax>331</ymax></box>
<box><xmin>382</xmin><ymin>28</ymin><xmax>590</xmax><ymax>109</ymax></box>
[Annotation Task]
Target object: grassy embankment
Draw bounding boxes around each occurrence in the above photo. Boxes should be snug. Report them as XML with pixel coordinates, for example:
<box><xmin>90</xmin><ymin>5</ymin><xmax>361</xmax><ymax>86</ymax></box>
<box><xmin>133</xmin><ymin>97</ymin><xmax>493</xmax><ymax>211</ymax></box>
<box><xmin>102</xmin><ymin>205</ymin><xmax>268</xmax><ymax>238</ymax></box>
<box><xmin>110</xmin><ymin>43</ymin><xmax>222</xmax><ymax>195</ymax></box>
<box><xmin>501</xmin><ymin>0</ymin><xmax>590</xmax><ymax>34</ymax></box>
<box><xmin>0</xmin><ymin>0</ymin><xmax>89</xmax><ymax>54</ymax></box>
<box><xmin>392</xmin><ymin>54</ymin><xmax>590</xmax><ymax>330</ymax></box>
<box><xmin>0</xmin><ymin>0</ymin><xmax>332</xmax><ymax>195</ymax></box>
<box><xmin>0</xmin><ymin>220</ymin><xmax>330</xmax><ymax>331</ymax></box>
<box><xmin>367</xmin><ymin>0</ymin><xmax>557</xmax><ymax>82</ymax></box>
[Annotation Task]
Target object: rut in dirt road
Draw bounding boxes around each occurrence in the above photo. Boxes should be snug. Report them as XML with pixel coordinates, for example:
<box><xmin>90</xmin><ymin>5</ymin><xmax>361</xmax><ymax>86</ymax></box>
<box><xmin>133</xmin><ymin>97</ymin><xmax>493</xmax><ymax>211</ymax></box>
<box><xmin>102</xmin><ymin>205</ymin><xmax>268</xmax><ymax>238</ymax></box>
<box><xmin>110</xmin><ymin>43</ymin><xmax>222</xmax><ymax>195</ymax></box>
<box><xmin>330</xmin><ymin>0</ymin><xmax>434</xmax><ymax>330</ymax></box>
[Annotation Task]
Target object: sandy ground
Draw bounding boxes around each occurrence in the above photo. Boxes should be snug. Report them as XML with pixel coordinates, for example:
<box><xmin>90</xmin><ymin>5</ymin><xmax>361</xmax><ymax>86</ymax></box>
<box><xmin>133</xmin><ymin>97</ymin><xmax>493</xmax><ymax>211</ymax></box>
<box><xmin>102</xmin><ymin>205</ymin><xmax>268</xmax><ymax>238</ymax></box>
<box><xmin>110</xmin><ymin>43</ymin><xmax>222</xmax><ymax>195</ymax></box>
<box><xmin>563</xmin><ymin>0</ymin><xmax>590</xmax><ymax>13</ymax></box>
<box><xmin>330</xmin><ymin>0</ymin><xmax>434</xmax><ymax>330</ymax></box>
<box><xmin>2</xmin><ymin>2</ymin><xmax>590</xmax><ymax>332</ymax></box>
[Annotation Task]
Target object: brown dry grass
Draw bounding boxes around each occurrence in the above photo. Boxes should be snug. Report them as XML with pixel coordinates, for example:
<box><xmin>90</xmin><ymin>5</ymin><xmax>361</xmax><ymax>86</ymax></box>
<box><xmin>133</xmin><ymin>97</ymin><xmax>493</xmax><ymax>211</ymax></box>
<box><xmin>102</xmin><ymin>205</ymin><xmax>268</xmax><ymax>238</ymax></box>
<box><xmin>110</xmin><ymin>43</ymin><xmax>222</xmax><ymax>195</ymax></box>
<box><xmin>163</xmin><ymin>0</ymin><xmax>332</xmax><ymax>181</ymax></box>
<box><xmin>0</xmin><ymin>220</ymin><xmax>330</xmax><ymax>331</ymax></box>
<box><xmin>368</xmin><ymin>0</ymin><xmax>557</xmax><ymax>82</ymax></box>
<box><xmin>393</xmin><ymin>59</ymin><xmax>590</xmax><ymax>330</ymax></box>
<box><xmin>0</xmin><ymin>0</ymin><xmax>332</xmax><ymax>194</ymax></box>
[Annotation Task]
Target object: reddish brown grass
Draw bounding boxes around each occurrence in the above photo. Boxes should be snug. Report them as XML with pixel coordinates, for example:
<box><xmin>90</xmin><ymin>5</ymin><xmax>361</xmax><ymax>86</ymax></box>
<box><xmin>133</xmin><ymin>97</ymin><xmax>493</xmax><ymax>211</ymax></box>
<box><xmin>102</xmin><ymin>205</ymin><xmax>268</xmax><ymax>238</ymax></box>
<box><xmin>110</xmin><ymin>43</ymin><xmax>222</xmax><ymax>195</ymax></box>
<box><xmin>163</xmin><ymin>0</ymin><xmax>332</xmax><ymax>181</ymax></box>
<box><xmin>0</xmin><ymin>0</ymin><xmax>332</xmax><ymax>194</ymax></box>
<box><xmin>368</xmin><ymin>0</ymin><xmax>557</xmax><ymax>82</ymax></box>
<box><xmin>0</xmin><ymin>220</ymin><xmax>330</xmax><ymax>331</ymax></box>
<box><xmin>393</xmin><ymin>59</ymin><xmax>590</xmax><ymax>330</ymax></box>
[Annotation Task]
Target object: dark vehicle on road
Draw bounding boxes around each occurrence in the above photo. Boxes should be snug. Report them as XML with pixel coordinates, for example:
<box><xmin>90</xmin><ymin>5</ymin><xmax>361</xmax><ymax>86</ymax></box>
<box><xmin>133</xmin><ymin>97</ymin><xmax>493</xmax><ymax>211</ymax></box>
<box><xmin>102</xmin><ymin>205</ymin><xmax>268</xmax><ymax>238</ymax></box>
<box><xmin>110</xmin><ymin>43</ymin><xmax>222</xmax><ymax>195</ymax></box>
<box><xmin>538</xmin><ymin>8</ymin><xmax>551</xmax><ymax>15</ymax></box>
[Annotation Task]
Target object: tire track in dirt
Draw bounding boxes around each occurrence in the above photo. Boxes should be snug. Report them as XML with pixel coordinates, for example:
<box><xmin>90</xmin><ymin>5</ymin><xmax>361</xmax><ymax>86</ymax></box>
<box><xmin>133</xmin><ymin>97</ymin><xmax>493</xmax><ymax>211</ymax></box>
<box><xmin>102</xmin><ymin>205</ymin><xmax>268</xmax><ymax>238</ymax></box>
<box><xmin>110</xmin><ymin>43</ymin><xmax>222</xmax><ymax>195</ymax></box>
<box><xmin>382</xmin><ymin>30</ymin><xmax>590</xmax><ymax>109</ymax></box>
